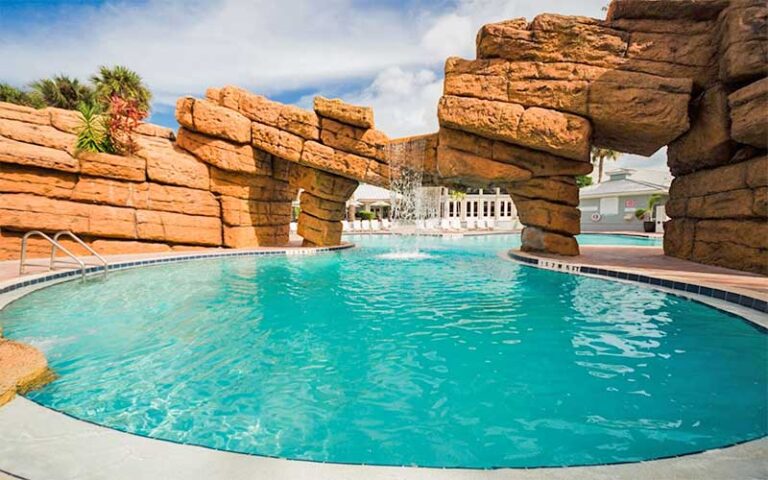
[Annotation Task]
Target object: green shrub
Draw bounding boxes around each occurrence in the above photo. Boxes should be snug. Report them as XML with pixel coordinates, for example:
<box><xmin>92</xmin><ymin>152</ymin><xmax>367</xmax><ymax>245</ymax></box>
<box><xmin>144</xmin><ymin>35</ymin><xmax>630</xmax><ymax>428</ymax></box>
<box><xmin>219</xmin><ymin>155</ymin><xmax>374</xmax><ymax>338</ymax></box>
<box><xmin>357</xmin><ymin>210</ymin><xmax>375</xmax><ymax>220</ymax></box>
<box><xmin>75</xmin><ymin>103</ymin><xmax>114</xmax><ymax>154</ymax></box>
<box><xmin>0</xmin><ymin>82</ymin><xmax>44</xmax><ymax>108</ymax></box>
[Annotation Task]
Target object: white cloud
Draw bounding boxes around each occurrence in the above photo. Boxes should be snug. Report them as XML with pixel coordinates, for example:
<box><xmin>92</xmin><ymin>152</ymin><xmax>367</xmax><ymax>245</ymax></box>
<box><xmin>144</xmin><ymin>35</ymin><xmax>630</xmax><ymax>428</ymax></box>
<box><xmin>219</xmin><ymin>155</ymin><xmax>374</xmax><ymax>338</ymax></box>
<box><xmin>346</xmin><ymin>66</ymin><xmax>443</xmax><ymax>138</ymax></box>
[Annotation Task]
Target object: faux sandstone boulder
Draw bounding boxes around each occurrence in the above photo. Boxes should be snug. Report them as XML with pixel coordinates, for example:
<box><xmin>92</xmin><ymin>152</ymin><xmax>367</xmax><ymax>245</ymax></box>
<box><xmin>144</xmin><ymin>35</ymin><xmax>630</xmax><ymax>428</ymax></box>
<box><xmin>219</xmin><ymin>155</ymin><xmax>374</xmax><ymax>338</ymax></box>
<box><xmin>223</xmin><ymin>224</ymin><xmax>289</xmax><ymax>248</ymax></box>
<box><xmin>289</xmin><ymin>163</ymin><xmax>358</xmax><ymax>203</ymax></box>
<box><xmin>606</xmin><ymin>0</ymin><xmax>728</xmax><ymax>21</ymax></box>
<box><xmin>521</xmin><ymin>226</ymin><xmax>579</xmax><ymax>256</ymax></box>
<box><xmin>477</xmin><ymin>15</ymin><xmax>628</xmax><ymax>69</ymax></box>
<box><xmin>667</xmin><ymin>84</ymin><xmax>733</xmax><ymax>176</ymax></box>
<box><xmin>438</xmin><ymin>96</ymin><xmax>591</xmax><ymax>161</ymax></box>
<box><xmin>137</xmin><ymin>136</ymin><xmax>210</xmax><ymax>190</ymax></box>
<box><xmin>78</xmin><ymin>151</ymin><xmax>146</xmax><ymax>182</ymax></box>
<box><xmin>216</xmin><ymin>86</ymin><xmax>320</xmax><ymax>141</ymax></box>
<box><xmin>177</xmin><ymin>128</ymin><xmax>272</xmax><ymax>175</ymax></box>
<box><xmin>435</xmin><ymin>145</ymin><xmax>531</xmax><ymax>187</ymax></box>
<box><xmin>136</xmin><ymin>210</ymin><xmax>222</xmax><ymax>246</ymax></box>
<box><xmin>314</xmin><ymin>97</ymin><xmax>374</xmax><ymax>129</ymax></box>
<box><xmin>177</xmin><ymin>98</ymin><xmax>251</xmax><ymax>144</ymax></box>
<box><xmin>0</xmin><ymin>137</ymin><xmax>79</xmax><ymax>172</ymax></box>
<box><xmin>589</xmin><ymin>70</ymin><xmax>692</xmax><ymax>156</ymax></box>
<box><xmin>718</xmin><ymin>2</ymin><xmax>768</xmax><ymax>84</ymax></box>
<box><xmin>0</xmin><ymin>340</ymin><xmax>54</xmax><ymax>407</ymax></box>
<box><xmin>251</xmin><ymin>122</ymin><xmax>304</xmax><ymax>163</ymax></box>
<box><xmin>300</xmin><ymin>192</ymin><xmax>346</xmax><ymax>222</ymax></box>
<box><xmin>729</xmin><ymin>78</ymin><xmax>768</xmax><ymax>148</ymax></box>
<box><xmin>320</xmin><ymin>118</ymin><xmax>388</xmax><ymax>162</ymax></box>
<box><xmin>297</xmin><ymin>211</ymin><xmax>343</xmax><ymax>246</ymax></box>
<box><xmin>438</xmin><ymin>128</ymin><xmax>592</xmax><ymax>178</ymax></box>
<box><xmin>0</xmin><ymin>193</ymin><xmax>136</xmax><ymax>239</ymax></box>
<box><xmin>0</xmin><ymin>117</ymin><xmax>76</xmax><ymax>155</ymax></box>
<box><xmin>0</xmin><ymin>101</ymin><xmax>50</xmax><ymax>125</ymax></box>
<box><xmin>511</xmin><ymin>196</ymin><xmax>581</xmax><ymax>236</ymax></box>
<box><xmin>508</xmin><ymin>176</ymin><xmax>579</xmax><ymax>206</ymax></box>
<box><xmin>0</xmin><ymin>163</ymin><xmax>76</xmax><ymax>199</ymax></box>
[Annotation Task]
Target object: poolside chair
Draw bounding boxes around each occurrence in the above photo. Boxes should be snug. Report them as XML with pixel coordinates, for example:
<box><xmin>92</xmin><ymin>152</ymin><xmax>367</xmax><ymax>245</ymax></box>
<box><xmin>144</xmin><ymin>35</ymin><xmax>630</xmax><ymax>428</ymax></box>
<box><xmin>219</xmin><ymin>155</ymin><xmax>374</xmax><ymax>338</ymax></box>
<box><xmin>477</xmin><ymin>219</ymin><xmax>487</xmax><ymax>230</ymax></box>
<box><xmin>487</xmin><ymin>218</ymin><xmax>496</xmax><ymax>230</ymax></box>
<box><xmin>416</xmin><ymin>219</ymin><xmax>426</xmax><ymax>230</ymax></box>
<box><xmin>362</xmin><ymin>220</ymin><xmax>372</xmax><ymax>231</ymax></box>
<box><xmin>353</xmin><ymin>220</ymin><xmax>362</xmax><ymax>231</ymax></box>
<box><xmin>341</xmin><ymin>220</ymin><xmax>350</xmax><ymax>231</ymax></box>
<box><xmin>466</xmin><ymin>218</ymin><xmax>477</xmax><ymax>230</ymax></box>
<box><xmin>425</xmin><ymin>219</ymin><xmax>438</xmax><ymax>230</ymax></box>
<box><xmin>382</xmin><ymin>219</ymin><xmax>391</xmax><ymax>230</ymax></box>
<box><xmin>440</xmin><ymin>219</ymin><xmax>451</xmax><ymax>230</ymax></box>
<box><xmin>450</xmin><ymin>218</ymin><xmax>462</xmax><ymax>230</ymax></box>
<box><xmin>372</xmin><ymin>220</ymin><xmax>381</xmax><ymax>231</ymax></box>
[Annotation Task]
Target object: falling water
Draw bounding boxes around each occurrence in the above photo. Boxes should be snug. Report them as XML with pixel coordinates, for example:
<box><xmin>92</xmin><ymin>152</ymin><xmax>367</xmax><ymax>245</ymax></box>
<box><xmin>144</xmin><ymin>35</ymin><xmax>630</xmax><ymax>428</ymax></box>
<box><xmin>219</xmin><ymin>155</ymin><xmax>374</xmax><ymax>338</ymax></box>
<box><xmin>381</xmin><ymin>139</ymin><xmax>441</xmax><ymax>259</ymax></box>
<box><xmin>386</xmin><ymin>139</ymin><xmax>441</xmax><ymax>235</ymax></box>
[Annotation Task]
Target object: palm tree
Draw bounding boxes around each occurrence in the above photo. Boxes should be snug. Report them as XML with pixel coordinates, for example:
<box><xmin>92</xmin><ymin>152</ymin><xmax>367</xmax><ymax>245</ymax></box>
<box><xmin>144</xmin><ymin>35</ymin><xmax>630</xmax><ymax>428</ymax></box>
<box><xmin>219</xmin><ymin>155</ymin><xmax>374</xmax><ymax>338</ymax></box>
<box><xmin>29</xmin><ymin>75</ymin><xmax>93</xmax><ymax>109</ymax></box>
<box><xmin>591</xmin><ymin>147</ymin><xmax>621</xmax><ymax>183</ymax></box>
<box><xmin>91</xmin><ymin>65</ymin><xmax>152</xmax><ymax>112</ymax></box>
<box><xmin>0</xmin><ymin>82</ymin><xmax>44</xmax><ymax>108</ymax></box>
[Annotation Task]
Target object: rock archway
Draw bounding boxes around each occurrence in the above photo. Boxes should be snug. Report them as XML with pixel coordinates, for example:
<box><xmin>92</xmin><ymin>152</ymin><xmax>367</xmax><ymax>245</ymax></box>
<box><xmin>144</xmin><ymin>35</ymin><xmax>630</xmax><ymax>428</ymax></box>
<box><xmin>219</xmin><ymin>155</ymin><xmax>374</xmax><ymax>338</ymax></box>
<box><xmin>0</xmin><ymin>0</ymin><xmax>763</xmax><ymax>273</ymax></box>
<box><xmin>173</xmin><ymin>1</ymin><xmax>765</xmax><ymax>271</ymax></box>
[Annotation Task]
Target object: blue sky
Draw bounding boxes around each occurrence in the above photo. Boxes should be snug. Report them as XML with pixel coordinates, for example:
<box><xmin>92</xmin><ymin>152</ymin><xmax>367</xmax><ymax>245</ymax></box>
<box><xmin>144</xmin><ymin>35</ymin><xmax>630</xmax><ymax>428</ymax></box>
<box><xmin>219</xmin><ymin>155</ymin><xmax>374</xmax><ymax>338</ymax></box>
<box><xmin>0</xmin><ymin>0</ymin><xmax>667</xmax><ymax>170</ymax></box>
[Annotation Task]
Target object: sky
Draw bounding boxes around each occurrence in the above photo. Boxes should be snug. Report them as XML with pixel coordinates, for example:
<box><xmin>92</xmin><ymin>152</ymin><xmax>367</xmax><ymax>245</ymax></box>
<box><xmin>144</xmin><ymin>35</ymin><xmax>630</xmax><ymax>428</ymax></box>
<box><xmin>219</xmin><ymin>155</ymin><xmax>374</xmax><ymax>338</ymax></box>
<box><xmin>0</xmin><ymin>0</ymin><xmax>667</xmax><ymax>172</ymax></box>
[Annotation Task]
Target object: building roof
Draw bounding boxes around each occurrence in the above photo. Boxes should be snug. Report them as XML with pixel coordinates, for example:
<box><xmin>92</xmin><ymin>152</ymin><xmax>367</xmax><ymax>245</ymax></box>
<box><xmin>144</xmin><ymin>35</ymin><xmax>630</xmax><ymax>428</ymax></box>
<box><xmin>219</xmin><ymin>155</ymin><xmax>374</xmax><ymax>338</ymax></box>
<box><xmin>580</xmin><ymin>169</ymin><xmax>671</xmax><ymax>198</ymax></box>
<box><xmin>352</xmin><ymin>184</ymin><xmax>392</xmax><ymax>201</ymax></box>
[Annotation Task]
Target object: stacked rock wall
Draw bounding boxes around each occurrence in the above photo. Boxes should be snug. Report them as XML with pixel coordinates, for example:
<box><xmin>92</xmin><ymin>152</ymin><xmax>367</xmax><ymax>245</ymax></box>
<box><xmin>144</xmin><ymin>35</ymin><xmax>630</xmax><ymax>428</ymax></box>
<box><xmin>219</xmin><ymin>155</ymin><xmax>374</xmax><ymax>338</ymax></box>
<box><xmin>660</xmin><ymin>0</ymin><xmax>767</xmax><ymax>274</ymax></box>
<box><xmin>0</xmin><ymin>102</ymin><xmax>228</xmax><ymax>260</ymax></box>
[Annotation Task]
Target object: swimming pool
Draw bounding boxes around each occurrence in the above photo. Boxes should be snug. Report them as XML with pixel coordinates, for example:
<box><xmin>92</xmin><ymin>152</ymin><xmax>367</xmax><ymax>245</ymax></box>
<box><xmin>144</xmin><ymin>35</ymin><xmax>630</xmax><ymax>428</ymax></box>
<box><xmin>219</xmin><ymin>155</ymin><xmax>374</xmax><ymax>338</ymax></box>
<box><xmin>1</xmin><ymin>234</ymin><xmax>764</xmax><ymax>468</ymax></box>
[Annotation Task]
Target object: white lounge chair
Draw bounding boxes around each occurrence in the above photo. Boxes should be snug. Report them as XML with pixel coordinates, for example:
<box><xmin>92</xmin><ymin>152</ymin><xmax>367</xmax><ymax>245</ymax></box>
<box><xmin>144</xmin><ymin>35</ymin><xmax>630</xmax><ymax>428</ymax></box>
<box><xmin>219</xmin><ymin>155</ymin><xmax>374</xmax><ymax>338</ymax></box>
<box><xmin>381</xmin><ymin>219</ymin><xmax>391</xmax><ymax>230</ymax></box>
<box><xmin>440</xmin><ymin>219</ymin><xmax>451</xmax><ymax>230</ymax></box>
<box><xmin>362</xmin><ymin>220</ymin><xmax>372</xmax><ymax>231</ymax></box>
<box><xmin>425</xmin><ymin>219</ymin><xmax>438</xmax><ymax>230</ymax></box>
<box><xmin>371</xmin><ymin>220</ymin><xmax>381</xmax><ymax>231</ymax></box>
<box><xmin>477</xmin><ymin>219</ymin><xmax>487</xmax><ymax>230</ymax></box>
<box><xmin>353</xmin><ymin>220</ymin><xmax>362</xmax><ymax>231</ymax></box>
<box><xmin>466</xmin><ymin>218</ymin><xmax>477</xmax><ymax>230</ymax></box>
<box><xmin>341</xmin><ymin>220</ymin><xmax>350</xmax><ymax>231</ymax></box>
<box><xmin>450</xmin><ymin>218</ymin><xmax>462</xmax><ymax>230</ymax></box>
<box><xmin>487</xmin><ymin>218</ymin><xmax>496</xmax><ymax>230</ymax></box>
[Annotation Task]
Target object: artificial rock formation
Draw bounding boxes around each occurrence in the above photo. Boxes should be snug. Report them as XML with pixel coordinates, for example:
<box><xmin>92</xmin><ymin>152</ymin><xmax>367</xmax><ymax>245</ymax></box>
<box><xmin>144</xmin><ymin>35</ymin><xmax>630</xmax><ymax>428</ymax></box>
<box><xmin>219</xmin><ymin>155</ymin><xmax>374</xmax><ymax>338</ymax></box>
<box><xmin>0</xmin><ymin>0</ymin><xmax>765</xmax><ymax>269</ymax></box>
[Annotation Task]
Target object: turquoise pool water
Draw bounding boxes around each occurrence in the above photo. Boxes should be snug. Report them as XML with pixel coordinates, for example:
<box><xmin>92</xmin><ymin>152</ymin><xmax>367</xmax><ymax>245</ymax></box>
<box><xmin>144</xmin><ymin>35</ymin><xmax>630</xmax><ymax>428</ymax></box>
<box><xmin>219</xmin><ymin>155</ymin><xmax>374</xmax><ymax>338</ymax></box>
<box><xmin>1</xmin><ymin>234</ymin><xmax>764</xmax><ymax>468</ymax></box>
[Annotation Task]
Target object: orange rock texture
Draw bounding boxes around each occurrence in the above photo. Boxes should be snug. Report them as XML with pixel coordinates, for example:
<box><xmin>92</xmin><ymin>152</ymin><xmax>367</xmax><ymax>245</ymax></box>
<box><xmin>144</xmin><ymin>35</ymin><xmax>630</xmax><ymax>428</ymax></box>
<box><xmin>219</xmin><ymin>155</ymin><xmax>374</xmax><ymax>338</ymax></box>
<box><xmin>0</xmin><ymin>0</ymin><xmax>765</xmax><ymax>266</ymax></box>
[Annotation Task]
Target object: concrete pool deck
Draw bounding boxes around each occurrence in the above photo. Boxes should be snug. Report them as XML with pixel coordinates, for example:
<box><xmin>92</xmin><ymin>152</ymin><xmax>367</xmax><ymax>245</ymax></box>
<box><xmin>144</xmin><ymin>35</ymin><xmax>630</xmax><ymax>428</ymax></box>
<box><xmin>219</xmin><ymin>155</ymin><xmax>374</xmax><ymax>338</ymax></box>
<box><xmin>0</xmin><ymin>239</ymin><xmax>766</xmax><ymax>479</ymax></box>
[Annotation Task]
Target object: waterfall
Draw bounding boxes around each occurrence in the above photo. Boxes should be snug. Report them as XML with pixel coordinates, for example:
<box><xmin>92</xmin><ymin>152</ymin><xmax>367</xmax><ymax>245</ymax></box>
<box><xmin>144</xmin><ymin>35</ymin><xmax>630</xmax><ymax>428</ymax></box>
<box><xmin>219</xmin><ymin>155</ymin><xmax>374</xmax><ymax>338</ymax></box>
<box><xmin>386</xmin><ymin>139</ymin><xmax>442</xmax><ymax>235</ymax></box>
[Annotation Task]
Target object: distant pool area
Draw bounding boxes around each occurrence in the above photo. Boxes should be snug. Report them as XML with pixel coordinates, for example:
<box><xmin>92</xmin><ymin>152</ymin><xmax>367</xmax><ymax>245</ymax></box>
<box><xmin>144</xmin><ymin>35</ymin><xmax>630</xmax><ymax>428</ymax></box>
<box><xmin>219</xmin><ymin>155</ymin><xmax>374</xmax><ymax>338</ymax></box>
<box><xmin>344</xmin><ymin>232</ymin><xmax>664</xmax><ymax>247</ymax></box>
<box><xmin>0</xmin><ymin>234</ymin><xmax>764</xmax><ymax>469</ymax></box>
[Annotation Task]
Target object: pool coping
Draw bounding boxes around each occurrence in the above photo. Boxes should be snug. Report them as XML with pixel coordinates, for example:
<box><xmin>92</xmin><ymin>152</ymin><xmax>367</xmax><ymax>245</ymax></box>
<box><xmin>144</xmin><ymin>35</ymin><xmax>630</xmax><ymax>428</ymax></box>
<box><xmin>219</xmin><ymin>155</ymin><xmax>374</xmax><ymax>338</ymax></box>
<box><xmin>507</xmin><ymin>249</ymin><xmax>768</xmax><ymax>328</ymax></box>
<box><xmin>0</xmin><ymin>241</ymin><xmax>766</xmax><ymax>479</ymax></box>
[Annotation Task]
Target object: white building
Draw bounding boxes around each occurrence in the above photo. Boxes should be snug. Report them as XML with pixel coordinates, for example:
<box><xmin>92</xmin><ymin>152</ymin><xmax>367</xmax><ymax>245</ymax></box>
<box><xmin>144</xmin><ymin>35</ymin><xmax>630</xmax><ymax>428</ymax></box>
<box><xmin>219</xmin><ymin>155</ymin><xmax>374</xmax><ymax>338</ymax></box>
<box><xmin>347</xmin><ymin>185</ymin><xmax>520</xmax><ymax>230</ymax></box>
<box><xmin>579</xmin><ymin>169</ymin><xmax>671</xmax><ymax>232</ymax></box>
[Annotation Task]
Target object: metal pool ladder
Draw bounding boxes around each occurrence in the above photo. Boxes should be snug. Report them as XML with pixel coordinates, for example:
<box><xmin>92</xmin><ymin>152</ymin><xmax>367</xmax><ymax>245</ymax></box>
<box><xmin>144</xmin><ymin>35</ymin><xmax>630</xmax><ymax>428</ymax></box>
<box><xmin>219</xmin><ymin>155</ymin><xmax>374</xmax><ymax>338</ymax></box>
<box><xmin>19</xmin><ymin>230</ymin><xmax>109</xmax><ymax>280</ymax></box>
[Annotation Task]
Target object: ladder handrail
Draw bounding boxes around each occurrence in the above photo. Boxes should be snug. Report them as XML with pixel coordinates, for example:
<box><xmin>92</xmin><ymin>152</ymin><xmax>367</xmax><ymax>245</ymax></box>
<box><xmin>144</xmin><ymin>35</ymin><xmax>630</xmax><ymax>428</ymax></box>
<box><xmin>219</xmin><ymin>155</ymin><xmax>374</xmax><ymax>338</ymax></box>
<box><xmin>52</xmin><ymin>231</ymin><xmax>108</xmax><ymax>278</ymax></box>
<box><xmin>20</xmin><ymin>231</ymin><xmax>87</xmax><ymax>280</ymax></box>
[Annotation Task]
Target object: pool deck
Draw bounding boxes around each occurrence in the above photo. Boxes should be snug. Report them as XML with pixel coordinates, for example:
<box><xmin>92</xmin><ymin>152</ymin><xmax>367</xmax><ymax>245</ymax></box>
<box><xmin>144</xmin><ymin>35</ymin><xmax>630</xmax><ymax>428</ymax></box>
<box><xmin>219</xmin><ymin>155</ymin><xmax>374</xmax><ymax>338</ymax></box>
<box><xmin>0</xmin><ymin>240</ymin><xmax>766</xmax><ymax>480</ymax></box>
<box><xmin>515</xmin><ymin>245</ymin><xmax>768</xmax><ymax>301</ymax></box>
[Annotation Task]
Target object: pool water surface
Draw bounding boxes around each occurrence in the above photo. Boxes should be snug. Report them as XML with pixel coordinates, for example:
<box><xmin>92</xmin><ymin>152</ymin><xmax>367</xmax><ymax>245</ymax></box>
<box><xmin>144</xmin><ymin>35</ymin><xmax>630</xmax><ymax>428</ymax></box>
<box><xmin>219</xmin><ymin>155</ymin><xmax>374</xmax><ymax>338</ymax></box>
<box><xmin>0</xmin><ymin>234</ymin><xmax>764</xmax><ymax>468</ymax></box>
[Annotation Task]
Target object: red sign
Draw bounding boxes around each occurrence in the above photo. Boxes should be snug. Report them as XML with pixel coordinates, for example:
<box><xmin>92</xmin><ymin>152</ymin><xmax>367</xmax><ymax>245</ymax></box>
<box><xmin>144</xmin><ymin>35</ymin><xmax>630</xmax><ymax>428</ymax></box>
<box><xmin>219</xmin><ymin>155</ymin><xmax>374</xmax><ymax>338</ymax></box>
<box><xmin>625</xmin><ymin>199</ymin><xmax>636</xmax><ymax>208</ymax></box>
